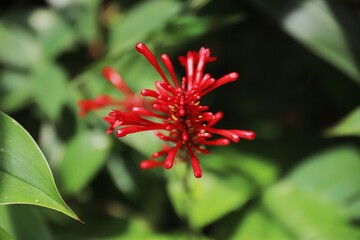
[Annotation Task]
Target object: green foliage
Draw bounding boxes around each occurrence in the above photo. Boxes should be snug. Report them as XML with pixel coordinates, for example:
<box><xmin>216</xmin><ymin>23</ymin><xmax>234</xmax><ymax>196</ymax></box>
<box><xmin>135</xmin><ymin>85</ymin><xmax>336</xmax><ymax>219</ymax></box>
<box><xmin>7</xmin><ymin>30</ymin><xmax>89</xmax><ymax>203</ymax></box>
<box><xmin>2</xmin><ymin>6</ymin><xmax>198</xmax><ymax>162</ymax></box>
<box><xmin>0</xmin><ymin>22</ymin><xmax>41</xmax><ymax>68</ymax></box>
<box><xmin>261</xmin><ymin>146</ymin><xmax>360</xmax><ymax>240</ymax></box>
<box><xmin>0</xmin><ymin>112</ymin><xmax>78</xmax><ymax>221</ymax></box>
<box><xmin>0</xmin><ymin>70</ymin><xmax>33</xmax><ymax>112</ymax></box>
<box><xmin>29</xmin><ymin>9</ymin><xmax>77</xmax><ymax>59</ymax></box>
<box><xmin>108</xmin><ymin>0</ymin><xmax>182</xmax><ymax>55</ymax></box>
<box><xmin>167</xmin><ymin>149</ymin><xmax>277</xmax><ymax>228</ymax></box>
<box><xmin>58</xmin><ymin>130</ymin><xmax>112</xmax><ymax>195</ymax></box>
<box><xmin>0</xmin><ymin>0</ymin><xmax>359</xmax><ymax>239</ymax></box>
<box><xmin>0</xmin><ymin>226</ymin><xmax>13</xmax><ymax>240</ymax></box>
<box><xmin>247</xmin><ymin>0</ymin><xmax>360</xmax><ymax>84</ymax></box>
<box><xmin>32</xmin><ymin>62</ymin><xmax>68</xmax><ymax>120</ymax></box>
<box><xmin>221</xmin><ymin>146</ymin><xmax>360</xmax><ymax>240</ymax></box>
<box><xmin>327</xmin><ymin>106</ymin><xmax>360</xmax><ymax>137</ymax></box>
<box><xmin>0</xmin><ymin>205</ymin><xmax>54</xmax><ymax>240</ymax></box>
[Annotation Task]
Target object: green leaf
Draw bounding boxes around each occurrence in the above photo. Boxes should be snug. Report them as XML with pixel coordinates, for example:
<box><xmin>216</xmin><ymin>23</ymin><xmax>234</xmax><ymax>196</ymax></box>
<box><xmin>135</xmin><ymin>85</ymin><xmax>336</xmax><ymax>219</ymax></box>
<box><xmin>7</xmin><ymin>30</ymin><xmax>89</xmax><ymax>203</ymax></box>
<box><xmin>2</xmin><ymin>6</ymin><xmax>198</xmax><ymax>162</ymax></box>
<box><xmin>0</xmin><ymin>112</ymin><xmax>79</xmax><ymax>220</ymax></box>
<box><xmin>263</xmin><ymin>181</ymin><xmax>360</xmax><ymax>240</ymax></box>
<box><xmin>108</xmin><ymin>0</ymin><xmax>182</xmax><ymax>55</ymax></box>
<box><xmin>0</xmin><ymin>22</ymin><xmax>41</xmax><ymax>68</ymax></box>
<box><xmin>256</xmin><ymin>145</ymin><xmax>360</xmax><ymax>239</ymax></box>
<box><xmin>58</xmin><ymin>130</ymin><xmax>111</xmax><ymax>195</ymax></box>
<box><xmin>287</xmin><ymin>145</ymin><xmax>360</xmax><ymax>217</ymax></box>
<box><xmin>32</xmin><ymin>62</ymin><xmax>68</xmax><ymax>121</ymax></box>
<box><xmin>107</xmin><ymin>156</ymin><xmax>136</xmax><ymax>195</ymax></box>
<box><xmin>167</xmin><ymin>149</ymin><xmax>277</xmax><ymax>228</ymax></box>
<box><xmin>0</xmin><ymin>205</ymin><xmax>54</xmax><ymax>240</ymax></box>
<box><xmin>0</xmin><ymin>226</ymin><xmax>13</xmax><ymax>240</ymax></box>
<box><xmin>229</xmin><ymin>207</ymin><xmax>291</xmax><ymax>240</ymax></box>
<box><xmin>0</xmin><ymin>70</ymin><xmax>33</xmax><ymax>112</ymax></box>
<box><xmin>326</xmin><ymin>106</ymin><xmax>360</xmax><ymax>137</ymax></box>
<box><xmin>247</xmin><ymin>0</ymin><xmax>360</xmax><ymax>83</ymax></box>
<box><xmin>28</xmin><ymin>9</ymin><xmax>76</xmax><ymax>58</ymax></box>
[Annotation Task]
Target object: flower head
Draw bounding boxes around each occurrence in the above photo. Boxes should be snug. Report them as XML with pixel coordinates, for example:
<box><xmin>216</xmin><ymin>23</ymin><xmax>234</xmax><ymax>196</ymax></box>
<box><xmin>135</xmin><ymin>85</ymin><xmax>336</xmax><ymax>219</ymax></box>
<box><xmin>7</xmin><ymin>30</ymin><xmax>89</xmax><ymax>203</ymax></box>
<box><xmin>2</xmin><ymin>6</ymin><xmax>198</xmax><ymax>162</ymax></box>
<box><xmin>79</xmin><ymin>43</ymin><xmax>255</xmax><ymax>178</ymax></box>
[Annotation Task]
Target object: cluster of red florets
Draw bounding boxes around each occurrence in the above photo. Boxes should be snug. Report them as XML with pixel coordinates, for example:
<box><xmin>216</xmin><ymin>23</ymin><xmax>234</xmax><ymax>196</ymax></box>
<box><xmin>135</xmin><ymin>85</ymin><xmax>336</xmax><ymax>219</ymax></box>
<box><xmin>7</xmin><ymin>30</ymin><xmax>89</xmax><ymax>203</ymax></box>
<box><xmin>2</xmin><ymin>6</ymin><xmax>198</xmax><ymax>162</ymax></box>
<box><xmin>78</xmin><ymin>43</ymin><xmax>255</xmax><ymax>178</ymax></box>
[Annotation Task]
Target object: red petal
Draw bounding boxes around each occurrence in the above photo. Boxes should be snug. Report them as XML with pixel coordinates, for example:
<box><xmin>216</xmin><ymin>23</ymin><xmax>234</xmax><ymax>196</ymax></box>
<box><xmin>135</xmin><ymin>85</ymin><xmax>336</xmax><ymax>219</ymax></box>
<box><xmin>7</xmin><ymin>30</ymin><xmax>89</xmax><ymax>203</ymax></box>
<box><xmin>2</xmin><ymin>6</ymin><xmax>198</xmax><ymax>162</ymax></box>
<box><xmin>232</xmin><ymin>130</ymin><xmax>256</xmax><ymax>140</ymax></box>
<box><xmin>191</xmin><ymin>156</ymin><xmax>202</xmax><ymax>178</ymax></box>
<box><xmin>164</xmin><ymin>141</ymin><xmax>181</xmax><ymax>169</ymax></box>
<box><xmin>140</xmin><ymin>160</ymin><xmax>163</xmax><ymax>169</ymax></box>
<box><xmin>136</xmin><ymin>43</ymin><xmax>171</xmax><ymax>86</ymax></box>
<box><xmin>102</xmin><ymin>67</ymin><xmax>134</xmax><ymax>96</ymax></box>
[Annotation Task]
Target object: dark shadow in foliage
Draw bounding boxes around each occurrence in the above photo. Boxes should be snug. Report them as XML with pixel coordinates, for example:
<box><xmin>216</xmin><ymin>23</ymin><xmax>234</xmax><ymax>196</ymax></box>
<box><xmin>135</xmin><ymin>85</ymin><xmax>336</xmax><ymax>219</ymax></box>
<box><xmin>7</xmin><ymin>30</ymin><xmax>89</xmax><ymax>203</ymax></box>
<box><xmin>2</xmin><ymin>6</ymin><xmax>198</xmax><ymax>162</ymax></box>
<box><xmin>242</xmin><ymin>0</ymin><xmax>303</xmax><ymax>20</ymax></box>
<box><xmin>56</xmin><ymin>106</ymin><xmax>77</xmax><ymax>142</ymax></box>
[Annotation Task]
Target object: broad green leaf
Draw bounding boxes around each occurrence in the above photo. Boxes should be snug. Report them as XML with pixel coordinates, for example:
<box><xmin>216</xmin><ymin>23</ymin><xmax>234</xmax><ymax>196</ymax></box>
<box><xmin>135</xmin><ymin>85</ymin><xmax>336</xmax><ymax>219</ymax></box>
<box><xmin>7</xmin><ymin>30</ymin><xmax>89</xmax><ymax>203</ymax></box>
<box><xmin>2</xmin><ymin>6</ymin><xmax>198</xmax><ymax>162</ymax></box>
<box><xmin>167</xmin><ymin>164</ymin><xmax>253</xmax><ymax>229</ymax></box>
<box><xmin>167</xmin><ymin>149</ymin><xmax>277</xmax><ymax>228</ymax></box>
<box><xmin>28</xmin><ymin>9</ymin><xmax>76</xmax><ymax>58</ymax></box>
<box><xmin>0</xmin><ymin>70</ymin><xmax>33</xmax><ymax>112</ymax></box>
<box><xmin>204</xmin><ymin>149</ymin><xmax>278</xmax><ymax>190</ymax></box>
<box><xmin>256</xmin><ymin>145</ymin><xmax>360</xmax><ymax>239</ymax></box>
<box><xmin>326</xmin><ymin>106</ymin><xmax>360</xmax><ymax>137</ymax></box>
<box><xmin>0</xmin><ymin>22</ymin><xmax>41</xmax><ymax>68</ymax></box>
<box><xmin>32</xmin><ymin>62</ymin><xmax>68</xmax><ymax>121</ymax></box>
<box><xmin>287</xmin><ymin>145</ymin><xmax>360</xmax><ymax>217</ymax></box>
<box><xmin>0</xmin><ymin>205</ymin><xmax>54</xmax><ymax>240</ymax></box>
<box><xmin>0</xmin><ymin>112</ymin><xmax>79</xmax><ymax>220</ymax></box>
<box><xmin>107</xmin><ymin>156</ymin><xmax>136</xmax><ymax>195</ymax></box>
<box><xmin>247</xmin><ymin>0</ymin><xmax>360</xmax><ymax>83</ymax></box>
<box><xmin>0</xmin><ymin>226</ymin><xmax>13</xmax><ymax>240</ymax></box>
<box><xmin>58</xmin><ymin>130</ymin><xmax>111</xmax><ymax>195</ymax></box>
<box><xmin>0</xmin><ymin>205</ymin><xmax>12</xmax><ymax>238</ymax></box>
<box><xmin>263</xmin><ymin>181</ymin><xmax>360</xmax><ymax>240</ymax></box>
<box><xmin>229</xmin><ymin>207</ymin><xmax>290</xmax><ymax>240</ymax></box>
<box><xmin>108</xmin><ymin>0</ymin><xmax>182</xmax><ymax>55</ymax></box>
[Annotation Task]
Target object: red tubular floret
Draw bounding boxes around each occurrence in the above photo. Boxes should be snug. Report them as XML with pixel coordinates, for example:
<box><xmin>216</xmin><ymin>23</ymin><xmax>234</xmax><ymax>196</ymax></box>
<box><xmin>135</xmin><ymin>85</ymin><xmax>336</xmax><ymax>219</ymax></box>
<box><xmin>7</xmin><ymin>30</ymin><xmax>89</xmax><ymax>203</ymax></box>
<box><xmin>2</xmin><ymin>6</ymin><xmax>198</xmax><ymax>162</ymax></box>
<box><xmin>141</xmin><ymin>89</ymin><xmax>159</xmax><ymax>98</ymax></box>
<box><xmin>102</xmin><ymin>67</ymin><xmax>134</xmax><ymax>96</ymax></box>
<box><xmin>161</xmin><ymin>54</ymin><xmax>179</xmax><ymax>88</ymax></box>
<box><xmin>231</xmin><ymin>130</ymin><xmax>256</xmax><ymax>140</ymax></box>
<box><xmin>203</xmin><ymin>127</ymin><xmax>240</xmax><ymax>143</ymax></box>
<box><xmin>164</xmin><ymin>141</ymin><xmax>182</xmax><ymax>169</ymax></box>
<box><xmin>136</xmin><ymin>43</ymin><xmax>171</xmax><ymax>85</ymax></box>
<box><xmin>200</xmin><ymin>72</ymin><xmax>239</xmax><ymax>96</ymax></box>
<box><xmin>140</xmin><ymin>160</ymin><xmax>164</xmax><ymax>169</ymax></box>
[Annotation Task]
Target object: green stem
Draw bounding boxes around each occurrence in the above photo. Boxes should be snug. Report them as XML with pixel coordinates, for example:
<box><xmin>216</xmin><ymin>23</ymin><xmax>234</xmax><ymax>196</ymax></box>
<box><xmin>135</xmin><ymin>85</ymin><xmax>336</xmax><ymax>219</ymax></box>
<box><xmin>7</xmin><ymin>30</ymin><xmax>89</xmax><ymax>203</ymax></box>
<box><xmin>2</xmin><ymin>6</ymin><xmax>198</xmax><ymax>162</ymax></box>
<box><xmin>181</xmin><ymin>161</ymin><xmax>199</xmax><ymax>239</ymax></box>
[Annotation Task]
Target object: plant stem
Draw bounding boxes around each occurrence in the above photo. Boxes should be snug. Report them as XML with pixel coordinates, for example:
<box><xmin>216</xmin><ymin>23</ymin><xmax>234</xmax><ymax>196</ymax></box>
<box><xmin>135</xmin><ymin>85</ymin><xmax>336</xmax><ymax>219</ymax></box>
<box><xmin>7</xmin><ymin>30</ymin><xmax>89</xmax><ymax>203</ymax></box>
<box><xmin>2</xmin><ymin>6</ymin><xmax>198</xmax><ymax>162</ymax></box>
<box><xmin>181</xmin><ymin>161</ymin><xmax>199</xmax><ymax>239</ymax></box>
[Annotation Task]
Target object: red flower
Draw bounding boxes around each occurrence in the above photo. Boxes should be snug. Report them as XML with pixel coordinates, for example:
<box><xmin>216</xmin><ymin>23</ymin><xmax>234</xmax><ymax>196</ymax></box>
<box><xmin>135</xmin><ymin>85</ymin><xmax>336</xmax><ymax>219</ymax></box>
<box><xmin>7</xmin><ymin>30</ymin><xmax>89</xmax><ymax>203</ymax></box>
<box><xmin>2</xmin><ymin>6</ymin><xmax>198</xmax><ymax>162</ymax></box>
<box><xmin>78</xmin><ymin>67</ymin><xmax>145</xmax><ymax>116</ymax></box>
<box><xmin>79</xmin><ymin>43</ymin><xmax>255</xmax><ymax>178</ymax></box>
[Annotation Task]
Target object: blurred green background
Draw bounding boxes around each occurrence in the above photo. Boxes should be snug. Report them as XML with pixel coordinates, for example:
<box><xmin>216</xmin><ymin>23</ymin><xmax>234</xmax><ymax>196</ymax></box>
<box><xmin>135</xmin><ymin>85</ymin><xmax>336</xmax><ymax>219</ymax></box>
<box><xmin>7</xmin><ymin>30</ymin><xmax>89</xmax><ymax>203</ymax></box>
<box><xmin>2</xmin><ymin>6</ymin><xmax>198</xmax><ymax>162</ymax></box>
<box><xmin>1</xmin><ymin>0</ymin><xmax>360</xmax><ymax>239</ymax></box>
